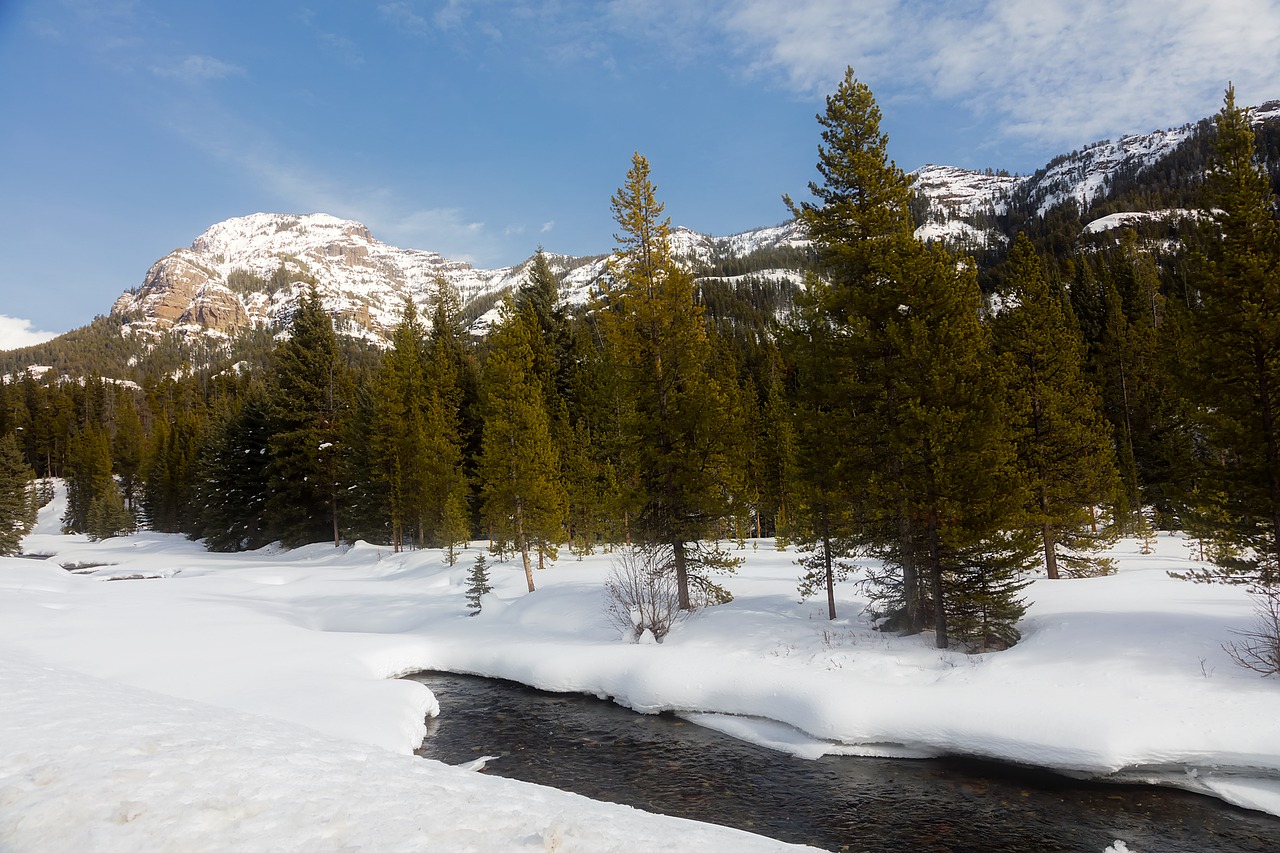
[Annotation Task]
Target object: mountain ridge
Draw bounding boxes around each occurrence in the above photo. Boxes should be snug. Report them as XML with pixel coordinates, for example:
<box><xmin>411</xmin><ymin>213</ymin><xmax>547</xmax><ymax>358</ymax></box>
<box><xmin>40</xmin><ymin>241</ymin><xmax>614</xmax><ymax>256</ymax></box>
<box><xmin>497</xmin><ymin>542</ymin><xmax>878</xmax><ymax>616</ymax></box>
<box><xmin>6</xmin><ymin>98</ymin><xmax>1280</xmax><ymax>380</ymax></box>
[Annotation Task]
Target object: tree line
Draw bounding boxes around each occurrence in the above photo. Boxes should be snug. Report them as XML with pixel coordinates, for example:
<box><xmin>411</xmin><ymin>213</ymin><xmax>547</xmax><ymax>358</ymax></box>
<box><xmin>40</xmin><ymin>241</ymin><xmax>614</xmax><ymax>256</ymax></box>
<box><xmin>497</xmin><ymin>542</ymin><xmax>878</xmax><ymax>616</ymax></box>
<box><xmin>3</xmin><ymin>73</ymin><xmax>1278</xmax><ymax>652</ymax></box>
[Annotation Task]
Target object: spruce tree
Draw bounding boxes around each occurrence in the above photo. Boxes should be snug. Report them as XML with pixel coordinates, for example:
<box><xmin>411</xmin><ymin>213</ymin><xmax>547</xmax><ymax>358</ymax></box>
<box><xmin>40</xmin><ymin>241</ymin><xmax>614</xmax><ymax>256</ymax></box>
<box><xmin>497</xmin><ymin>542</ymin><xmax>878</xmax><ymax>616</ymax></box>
<box><xmin>787</xmin><ymin>68</ymin><xmax>1032</xmax><ymax>647</ymax></box>
<box><xmin>478</xmin><ymin>300</ymin><xmax>565</xmax><ymax>592</ymax></box>
<box><xmin>1184</xmin><ymin>85</ymin><xmax>1280</xmax><ymax>583</ymax></box>
<box><xmin>601</xmin><ymin>152</ymin><xmax>742</xmax><ymax>610</ymax></box>
<box><xmin>63</xmin><ymin>423</ymin><xmax>114</xmax><ymax>534</ymax></box>
<box><xmin>465</xmin><ymin>553</ymin><xmax>493</xmax><ymax>614</ymax></box>
<box><xmin>371</xmin><ymin>300</ymin><xmax>432</xmax><ymax>551</ymax></box>
<box><xmin>267</xmin><ymin>286</ymin><xmax>350</xmax><ymax>548</ymax></box>
<box><xmin>111</xmin><ymin>392</ymin><xmax>145</xmax><ymax>511</ymax></box>
<box><xmin>992</xmin><ymin>234</ymin><xmax>1122</xmax><ymax>578</ymax></box>
<box><xmin>0</xmin><ymin>433</ymin><xmax>36</xmax><ymax>555</ymax></box>
<box><xmin>421</xmin><ymin>281</ymin><xmax>473</xmax><ymax>551</ymax></box>
<box><xmin>196</xmin><ymin>385</ymin><xmax>272</xmax><ymax>551</ymax></box>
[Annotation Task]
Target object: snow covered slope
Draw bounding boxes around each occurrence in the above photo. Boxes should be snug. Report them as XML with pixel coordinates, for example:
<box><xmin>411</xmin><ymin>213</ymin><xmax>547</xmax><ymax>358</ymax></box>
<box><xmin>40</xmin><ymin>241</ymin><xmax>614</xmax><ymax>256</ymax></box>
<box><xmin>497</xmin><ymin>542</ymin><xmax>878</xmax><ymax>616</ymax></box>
<box><xmin>108</xmin><ymin>213</ymin><xmax>807</xmax><ymax>348</ymax></box>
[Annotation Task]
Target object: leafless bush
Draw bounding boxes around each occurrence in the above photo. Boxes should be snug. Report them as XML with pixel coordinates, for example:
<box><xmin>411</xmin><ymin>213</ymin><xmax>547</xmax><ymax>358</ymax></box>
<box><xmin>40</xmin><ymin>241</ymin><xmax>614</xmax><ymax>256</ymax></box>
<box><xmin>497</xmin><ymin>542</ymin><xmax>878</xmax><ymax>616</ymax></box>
<box><xmin>604</xmin><ymin>545</ymin><xmax>685</xmax><ymax>643</ymax></box>
<box><xmin>1224</xmin><ymin>585</ymin><xmax>1280</xmax><ymax>676</ymax></box>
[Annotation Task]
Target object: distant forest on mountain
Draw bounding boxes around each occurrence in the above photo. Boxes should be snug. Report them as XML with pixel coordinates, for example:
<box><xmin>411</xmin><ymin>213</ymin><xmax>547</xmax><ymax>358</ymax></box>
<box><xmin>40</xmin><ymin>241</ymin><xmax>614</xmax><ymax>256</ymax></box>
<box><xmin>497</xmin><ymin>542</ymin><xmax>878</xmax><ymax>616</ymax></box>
<box><xmin>4</xmin><ymin>74</ymin><xmax>1280</xmax><ymax>652</ymax></box>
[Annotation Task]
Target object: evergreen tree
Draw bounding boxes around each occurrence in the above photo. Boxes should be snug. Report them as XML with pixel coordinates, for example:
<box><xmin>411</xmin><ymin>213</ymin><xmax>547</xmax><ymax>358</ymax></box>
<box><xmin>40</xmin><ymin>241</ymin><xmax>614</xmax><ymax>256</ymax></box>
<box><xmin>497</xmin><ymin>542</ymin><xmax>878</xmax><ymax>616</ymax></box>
<box><xmin>421</xmin><ymin>280</ymin><xmax>473</xmax><ymax>552</ymax></box>
<box><xmin>371</xmin><ymin>300</ymin><xmax>432</xmax><ymax>551</ymax></box>
<box><xmin>267</xmin><ymin>286</ymin><xmax>350</xmax><ymax>548</ymax></box>
<box><xmin>601</xmin><ymin>152</ymin><xmax>743</xmax><ymax>610</ymax></box>
<box><xmin>478</xmin><ymin>300</ymin><xmax>565</xmax><ymax>592</ymax></box>
<box><xmin>784</xmin><ymin>276</ymin><xmax>860</xmax><ymax>619</ymax></box>
<box><xmin>86</xmin><ymin>483</ymin><xmax>136</xmax><ymax>541</ymax></box>
<box><xmin>1184</xmin><ymin>85</ymin><xmax>1280</xmax><ymax>583</ymax></box>
<box><xmin>111</xmin><ymin>391</ymin><xmax>145</xmax><ymax>511</ymax></box>
<box><xmin>196</xmin><ymin>384</ymin><xmax>272</xmax><ymax>551</ymax></box>
<box><xmin>63</xmin><ymin>423</ymin><xmax>114</xmax><ymax>534</ymax></box>
<box><xmin>465</xmin><ymin>552</ymin><xmax>493</xmax><ymax>615</ymax></box>
<box><xmin>787</xmin><ymin>68</ymin><xmax>1032</xmax><ymax>647</ymax></box>
<box><xmin>992</xmin><ymin>234</ymin><xmax>1122</xmax><ymax>578</ymax></box>
<box><xmin>0</xmin><ymin>433</ymin><xmax>36</xmax><ymax>555</ymax></box>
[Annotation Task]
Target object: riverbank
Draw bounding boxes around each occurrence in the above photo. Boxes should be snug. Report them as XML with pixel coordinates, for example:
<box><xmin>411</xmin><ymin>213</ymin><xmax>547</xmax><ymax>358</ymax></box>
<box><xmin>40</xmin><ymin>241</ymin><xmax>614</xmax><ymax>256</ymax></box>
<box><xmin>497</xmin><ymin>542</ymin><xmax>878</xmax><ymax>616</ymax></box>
<box><xmin>2</xmin><ymin>485</ymin><xmax>1278</xmax><ymax>849</ymax></box>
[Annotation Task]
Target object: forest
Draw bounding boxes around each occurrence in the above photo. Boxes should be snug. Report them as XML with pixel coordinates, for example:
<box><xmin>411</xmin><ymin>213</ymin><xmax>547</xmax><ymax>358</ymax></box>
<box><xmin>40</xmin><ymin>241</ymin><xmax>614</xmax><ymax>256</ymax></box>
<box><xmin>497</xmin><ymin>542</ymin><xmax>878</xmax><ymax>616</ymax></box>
<box><xmin>3</xmin><ymin>72</ymin><xmax>1279</xmax><ymax>653</ymax></box>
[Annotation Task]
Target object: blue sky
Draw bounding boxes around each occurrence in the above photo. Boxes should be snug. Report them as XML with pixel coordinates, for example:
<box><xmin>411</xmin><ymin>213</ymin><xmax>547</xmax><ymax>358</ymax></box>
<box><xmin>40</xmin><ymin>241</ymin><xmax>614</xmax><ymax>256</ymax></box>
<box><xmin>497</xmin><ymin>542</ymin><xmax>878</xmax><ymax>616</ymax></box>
<box><xmin>2</xmin><ymin>0</ymin><xmax>1279</xmax><ymax>346</ymax></box>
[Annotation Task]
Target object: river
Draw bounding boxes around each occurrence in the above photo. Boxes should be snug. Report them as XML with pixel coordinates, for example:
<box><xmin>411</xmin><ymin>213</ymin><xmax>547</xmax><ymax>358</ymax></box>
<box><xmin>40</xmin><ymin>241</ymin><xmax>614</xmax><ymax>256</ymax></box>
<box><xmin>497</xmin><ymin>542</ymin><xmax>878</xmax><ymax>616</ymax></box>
<box><xmin>408</xmin><ymin>671</ymin><xmax>1280</xmax><ymax>852</ymax></box>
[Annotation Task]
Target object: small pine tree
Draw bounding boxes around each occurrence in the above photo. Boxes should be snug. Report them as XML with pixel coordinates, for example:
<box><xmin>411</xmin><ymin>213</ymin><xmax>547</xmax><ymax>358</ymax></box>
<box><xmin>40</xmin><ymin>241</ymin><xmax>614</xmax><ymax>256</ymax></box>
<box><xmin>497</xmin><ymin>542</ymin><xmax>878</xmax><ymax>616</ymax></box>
<box><xmin>465</xmin><ymin>553</ymin><xmax>493</xmax><ymax>615</ymax></box>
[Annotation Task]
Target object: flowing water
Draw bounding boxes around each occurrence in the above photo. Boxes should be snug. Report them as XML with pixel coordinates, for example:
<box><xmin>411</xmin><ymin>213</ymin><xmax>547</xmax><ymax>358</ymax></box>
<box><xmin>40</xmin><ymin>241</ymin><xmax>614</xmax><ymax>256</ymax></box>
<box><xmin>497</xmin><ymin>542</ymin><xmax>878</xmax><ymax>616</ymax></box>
<box><xmin>408</xmin><ymin>671</ymin><xmax>1280</xmax><ymax>853</ymax></box>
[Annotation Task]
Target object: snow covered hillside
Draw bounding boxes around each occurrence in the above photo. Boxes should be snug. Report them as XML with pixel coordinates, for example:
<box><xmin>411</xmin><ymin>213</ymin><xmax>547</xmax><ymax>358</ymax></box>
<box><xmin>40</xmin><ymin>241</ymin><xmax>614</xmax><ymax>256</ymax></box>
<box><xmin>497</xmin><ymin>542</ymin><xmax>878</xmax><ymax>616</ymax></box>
<box><xmin>106</xmin><ymin>212</ymin><xmax>808</xmax><ymax>348</ymax></box>
<box><xmin>3</xmin><ymin>484</ymin><xmax>1280</xmax><ymax>853</ymax></box>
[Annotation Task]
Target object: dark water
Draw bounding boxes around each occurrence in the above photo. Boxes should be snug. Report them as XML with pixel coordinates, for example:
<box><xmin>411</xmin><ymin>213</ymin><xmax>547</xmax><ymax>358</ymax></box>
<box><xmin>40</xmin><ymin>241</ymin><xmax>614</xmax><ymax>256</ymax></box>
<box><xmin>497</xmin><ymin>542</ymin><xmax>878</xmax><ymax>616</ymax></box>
<box><xmin>408</xmin><ymin>671</ymin><xmax>1280</xmax><ymax>853</ymax></box>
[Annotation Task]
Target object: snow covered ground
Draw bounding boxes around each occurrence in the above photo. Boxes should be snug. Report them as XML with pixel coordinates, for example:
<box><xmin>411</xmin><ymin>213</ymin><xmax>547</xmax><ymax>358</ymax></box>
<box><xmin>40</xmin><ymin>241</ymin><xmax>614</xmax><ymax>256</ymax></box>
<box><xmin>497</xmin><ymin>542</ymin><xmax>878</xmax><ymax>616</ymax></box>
<box><xmin>3</xmin><ymin>486</ymin><xmax>1279</xmax><ymax>851</ymax></box>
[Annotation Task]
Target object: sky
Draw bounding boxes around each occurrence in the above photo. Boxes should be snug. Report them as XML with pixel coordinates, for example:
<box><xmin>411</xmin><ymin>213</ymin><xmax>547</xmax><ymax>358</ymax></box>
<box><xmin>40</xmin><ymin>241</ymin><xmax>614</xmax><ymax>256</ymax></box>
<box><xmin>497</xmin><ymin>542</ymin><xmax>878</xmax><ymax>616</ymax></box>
<box><xmin>2</xmin><ymin>0</ymin><xmax>1279</xmax><ymax>347</ymax></box>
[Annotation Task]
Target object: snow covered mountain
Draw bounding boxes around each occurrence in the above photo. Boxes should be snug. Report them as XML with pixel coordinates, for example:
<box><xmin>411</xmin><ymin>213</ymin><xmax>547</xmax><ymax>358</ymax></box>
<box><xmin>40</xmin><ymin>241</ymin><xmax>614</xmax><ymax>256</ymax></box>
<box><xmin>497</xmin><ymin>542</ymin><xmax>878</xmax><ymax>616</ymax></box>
<box><xmin>93</xmin><ymin>98</ymin><xmax>1280</xmax><ymax>355</ymax></box>
<box><xmin>107</xmin><ymin>213</ymin><xmax>808</xmax><ymax>347</ymax></box>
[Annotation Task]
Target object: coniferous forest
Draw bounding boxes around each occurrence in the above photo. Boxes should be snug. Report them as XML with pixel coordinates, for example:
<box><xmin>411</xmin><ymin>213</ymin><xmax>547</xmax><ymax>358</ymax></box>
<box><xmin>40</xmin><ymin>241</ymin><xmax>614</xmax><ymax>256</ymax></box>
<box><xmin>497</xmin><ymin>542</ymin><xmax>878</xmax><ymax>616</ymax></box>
<box><xmin>4</xmin><ymin>72</ymin><xmax>1280</xmax><ymax>652</ymax></box>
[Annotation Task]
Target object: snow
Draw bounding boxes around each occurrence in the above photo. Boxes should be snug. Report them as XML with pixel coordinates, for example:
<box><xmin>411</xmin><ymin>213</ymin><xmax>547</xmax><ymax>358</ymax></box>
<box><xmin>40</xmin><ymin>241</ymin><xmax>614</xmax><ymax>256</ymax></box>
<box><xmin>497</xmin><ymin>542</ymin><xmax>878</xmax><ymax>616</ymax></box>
<box><xmin>1082</xmin><ymin>209</ymin><xmax>1205</xmax><ymax>235</ymax></box>
<box><xmin>4</xmin><ymin>486</ymin><xmax>1280</xmax><ymax>850</ymax></box>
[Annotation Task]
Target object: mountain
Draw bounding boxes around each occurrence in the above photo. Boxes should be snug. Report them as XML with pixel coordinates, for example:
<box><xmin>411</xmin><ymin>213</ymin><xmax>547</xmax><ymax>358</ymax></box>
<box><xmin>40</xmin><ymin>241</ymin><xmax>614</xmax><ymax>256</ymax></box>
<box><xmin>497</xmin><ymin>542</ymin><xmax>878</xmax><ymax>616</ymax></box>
<box><xmin>5</xmin><ymin>98</ymin><xmax>1279</xmax><ymax>381</ymax></box>
<box><xmin>106</xmin><ymin>212</ymin><xmax>810</xmax><ymax>348</ymax></box>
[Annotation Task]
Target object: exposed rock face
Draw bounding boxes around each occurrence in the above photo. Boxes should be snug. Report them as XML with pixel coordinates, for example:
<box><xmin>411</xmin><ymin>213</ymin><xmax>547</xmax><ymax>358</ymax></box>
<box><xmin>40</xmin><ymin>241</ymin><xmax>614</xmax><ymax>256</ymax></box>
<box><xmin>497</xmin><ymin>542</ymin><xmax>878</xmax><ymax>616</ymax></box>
<box><xmin>179</xmin><ymin>284</ymin><xmax>250</xmax><ymax>334</ymax></box>
<box><xmin>107</xmin><ymin>212</ymin><xmax>808</xmax><ymax>347</ymax></box>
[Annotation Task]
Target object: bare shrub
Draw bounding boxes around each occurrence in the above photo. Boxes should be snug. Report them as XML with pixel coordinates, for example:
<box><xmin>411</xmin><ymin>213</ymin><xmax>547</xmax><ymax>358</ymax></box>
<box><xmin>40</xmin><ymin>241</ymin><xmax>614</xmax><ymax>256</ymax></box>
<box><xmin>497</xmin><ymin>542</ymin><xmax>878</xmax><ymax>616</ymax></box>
<box><xmin>604</xmin><ymin>545</ymin><xmax>685</xmax><ymax>643</ymax></box>
<box><xmin>1224</xmin><ymin>585</ymin><xmax>1280</xmax><ymax>676</ymax></box>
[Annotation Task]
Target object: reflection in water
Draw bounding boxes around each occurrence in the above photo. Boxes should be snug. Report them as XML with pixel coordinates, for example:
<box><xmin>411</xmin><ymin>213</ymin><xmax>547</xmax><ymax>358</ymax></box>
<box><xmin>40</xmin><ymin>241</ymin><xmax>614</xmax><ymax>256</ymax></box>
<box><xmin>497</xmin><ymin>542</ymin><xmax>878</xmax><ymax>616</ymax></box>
<box><xmin>408</xmin><ymin>671</ymin><xmax>1280</xmax><ymax>853</ymax></box>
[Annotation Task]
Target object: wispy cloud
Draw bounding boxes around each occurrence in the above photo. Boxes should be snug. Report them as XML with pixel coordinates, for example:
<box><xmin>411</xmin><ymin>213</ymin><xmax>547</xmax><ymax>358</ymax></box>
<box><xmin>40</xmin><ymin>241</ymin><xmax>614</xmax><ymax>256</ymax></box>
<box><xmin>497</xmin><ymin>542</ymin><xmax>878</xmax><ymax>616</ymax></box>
<box><xmin>150</xmin><ymin>55</ymin><xmax>245</xmax><ymax>83</ymax></box>
<box><xmin>299</xmin><ymin>8</ymin><xmax>364</xmax><ymax>66</ymax></box>
<box><xmin>378</xmin><ymin>1</ymin><xmax>430</xmax><ymax>36</ymax></box>
<box><xmin>719</xmin><ymin>0</ymin><xmax>1280</xmax><ymax>151</ymax></box>
<box><xmin>541</xmin><ymin>220</ymin><xmax>556</xmax><ymax>234</ymax></box>
<box><xmin>0</xmin><ymin>315</ymin><xmax>60</xmax><ymax>351</ymax></box>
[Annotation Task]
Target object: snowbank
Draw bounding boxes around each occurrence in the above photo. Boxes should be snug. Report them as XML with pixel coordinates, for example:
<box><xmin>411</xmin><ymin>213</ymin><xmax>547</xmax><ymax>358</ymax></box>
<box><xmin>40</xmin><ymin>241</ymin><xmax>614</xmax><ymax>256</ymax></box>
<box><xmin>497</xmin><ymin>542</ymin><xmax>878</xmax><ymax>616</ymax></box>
<box><xmin>4</xmin><ymin>487</ymin><xmax>1280</xmax><ymax>850</ymax></box>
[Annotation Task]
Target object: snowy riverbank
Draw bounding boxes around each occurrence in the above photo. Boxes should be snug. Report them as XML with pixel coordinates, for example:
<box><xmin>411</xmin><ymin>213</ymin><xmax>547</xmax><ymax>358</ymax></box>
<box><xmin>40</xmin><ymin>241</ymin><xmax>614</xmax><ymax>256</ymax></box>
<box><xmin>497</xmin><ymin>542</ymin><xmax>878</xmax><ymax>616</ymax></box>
<box><xmin>3</xmin><ymin>488</ymin><xmax>1278</xmax><ymax>849</ymax></box>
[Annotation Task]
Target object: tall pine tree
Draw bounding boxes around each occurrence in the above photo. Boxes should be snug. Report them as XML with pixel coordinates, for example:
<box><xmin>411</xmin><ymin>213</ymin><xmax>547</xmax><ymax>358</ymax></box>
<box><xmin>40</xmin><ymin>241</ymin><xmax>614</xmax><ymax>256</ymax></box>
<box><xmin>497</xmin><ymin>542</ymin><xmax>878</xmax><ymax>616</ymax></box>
<box><xmin>267</xmin><ymin>286</ymin><xmax>350</xmax><ymax>548</ymax></box>
<box><xmin>1185</xmin><ymin>85</ymin><xmax>1280</xmax><ymax>583</ymax></box>
<box><xmin>478</xmin><ymin>300</ymin><xmax>566</xmax><ymax>591</ymax></box>
<box><xmin>602</xmin><ymin>152</ymin><xmax>742</xmax><ymax>609</ymax></box>
<box><xmin>992</xmin><ymin>234</ymin><xmax>1122</xmax><ymax>578</ymax></box>
<box><xmin>787</xmin><ymin>68</ymin><xmax>1032</xmax><ymax>648</ymax></box>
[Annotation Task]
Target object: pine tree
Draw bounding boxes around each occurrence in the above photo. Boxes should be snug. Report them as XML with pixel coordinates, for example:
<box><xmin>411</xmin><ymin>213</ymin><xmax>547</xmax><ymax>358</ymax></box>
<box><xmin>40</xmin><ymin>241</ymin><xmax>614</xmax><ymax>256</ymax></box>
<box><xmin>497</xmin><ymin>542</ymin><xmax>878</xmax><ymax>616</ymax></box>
<box><xmin>196</xmin><ymin>384</ymin><xmax>272</xmax><ymax>551</ymax></box>
<box><xmin>63</xmin><ymin>423</ymin><xmax>114</xmax><ymax>534</ymax></box>
<box><xmin>0</xmin><ymin>433</ymin><xmax>36</xmax><ymax>555</ymax></box>
<box><xmin>787</xmin><ymin>68</ymin><xmax>1032</xmax><ymax>647</ymax></box>
<box><xmin>267</xmin><ymin>286</ymin><xmax>350</xmax><ymax>548</ymax></box>
<box><xmin>465</xmin><ymin>552</ymin><xmax>493</xmax><ymax>615</ymax></box>
<box><xmin>86</xmin><ymin>484</ymin><xmax>135</xmax><ymax>541</ymax></box>
<box><xmin>601</xmin><ymin>152</ymin><xmax>742</xmax><ymax>610</ymax></box>
<box><xmin>421</xmin><ymin>280</ymin><xmax>473</xmax><ymax>551</ymax></box>
<box><xmin>371</xmin><ymin>300</ymin><xmax>432</xmax><ymax>551</ymax></box>
<box><xmin>1184</xmin><ymin>85</ymin><xmax>1280</xmax><ymax>583</ymax></box>
<box><xmin>111</xmin><ymin>391</ymin><xmax>145</xmax><ymax>511</ymax></box>
<box><xmin>479</xmin><ymin>300</ymin><xmax>566</xmax><ymax>592</ymax></box>
<box><xmin>992</xmin><ymin>234</ymin><xmax>1122</xmax><ymax>578</ymax></box>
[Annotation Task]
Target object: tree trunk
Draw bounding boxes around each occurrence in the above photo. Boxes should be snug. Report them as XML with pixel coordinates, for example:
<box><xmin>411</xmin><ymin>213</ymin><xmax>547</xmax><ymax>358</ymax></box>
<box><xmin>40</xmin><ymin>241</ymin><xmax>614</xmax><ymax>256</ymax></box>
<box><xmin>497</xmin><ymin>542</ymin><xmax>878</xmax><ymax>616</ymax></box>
<box><xmin>517</xmin><ymin>499</ymin><xmax>535</xmax><ymax>593</ymax></box>
<box><xmin>673</xmin><ymin>537</ymin><xmax>691</xmax><ymax>610</ymax></box>
<box><xmin>1043</xmin><ymin>522</ymin><xmax>1059</xmax><ymax>580</ymax></box>
<box><xmin>822</xmin><ymin>521</ymin><xmax>837</xmax><ymax>621</ymax></box>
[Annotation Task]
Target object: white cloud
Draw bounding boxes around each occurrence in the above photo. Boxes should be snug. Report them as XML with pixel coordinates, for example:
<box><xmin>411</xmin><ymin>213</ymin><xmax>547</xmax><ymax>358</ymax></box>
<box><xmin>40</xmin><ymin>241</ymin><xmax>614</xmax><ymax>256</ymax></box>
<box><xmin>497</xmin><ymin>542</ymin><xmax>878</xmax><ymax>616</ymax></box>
<box><xmin>720</xmin><ymin>0</ymin><xmax>1280</xmax><ymax>151</ymax></box>
<box><xmin>151</xmin><ymin>55</ymin><xmax>245</xmax><ymax>82</ymax></box>
<box><xmin>541</xmin><ymin>220</ymin><xmax>556</xmax><ymax>233</ymax></box>
<box><xmin>0</xmin><ymin>315</ymin><xmax>60</xmax><ymax>351</ymax></box>
<box><xmin>378</xmin><ymin>1</ymin><xmax>430</xmax><ymax>36</ymax></box>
